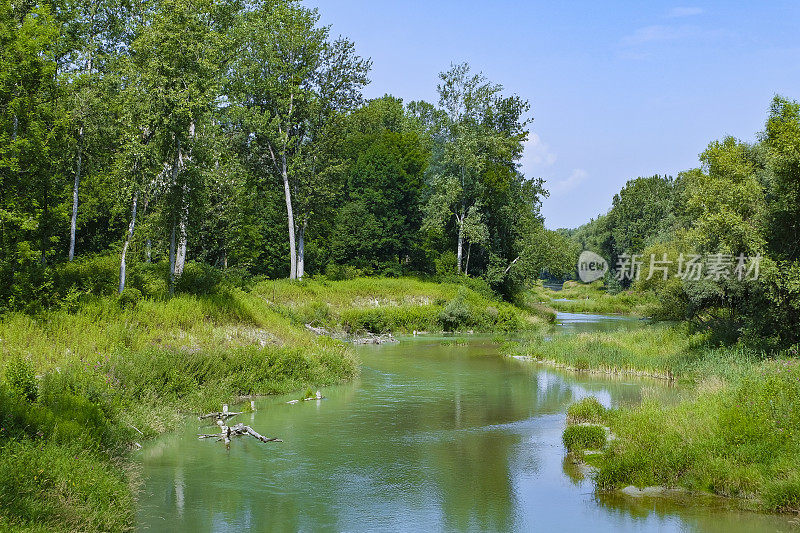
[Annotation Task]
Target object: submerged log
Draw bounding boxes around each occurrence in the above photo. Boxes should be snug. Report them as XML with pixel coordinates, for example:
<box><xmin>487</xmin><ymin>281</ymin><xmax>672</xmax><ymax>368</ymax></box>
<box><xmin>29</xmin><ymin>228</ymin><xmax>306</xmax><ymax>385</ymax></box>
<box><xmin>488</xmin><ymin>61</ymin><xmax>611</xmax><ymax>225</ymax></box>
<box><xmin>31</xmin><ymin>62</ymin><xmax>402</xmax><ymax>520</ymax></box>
<box><xmin>198</xmin><ymin>419</ymin><xmax>282</xmax><ymax>446</ymax></box>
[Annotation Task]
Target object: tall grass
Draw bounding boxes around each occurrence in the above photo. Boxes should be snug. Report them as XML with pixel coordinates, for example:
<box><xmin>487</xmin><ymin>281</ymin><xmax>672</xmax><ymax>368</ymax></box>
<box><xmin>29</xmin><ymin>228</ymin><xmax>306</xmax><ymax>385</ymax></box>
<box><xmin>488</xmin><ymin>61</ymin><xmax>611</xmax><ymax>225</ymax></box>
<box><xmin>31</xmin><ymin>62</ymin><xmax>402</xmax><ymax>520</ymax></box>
<box><xmin>596</xmin><ymin>359</ymin><xmax>800</xmax><ymax>512</ymax></box>
<box><xmin>253</xmin><ymin>276</ymin><xmax>549</xmax><ymax>333</ymax></box>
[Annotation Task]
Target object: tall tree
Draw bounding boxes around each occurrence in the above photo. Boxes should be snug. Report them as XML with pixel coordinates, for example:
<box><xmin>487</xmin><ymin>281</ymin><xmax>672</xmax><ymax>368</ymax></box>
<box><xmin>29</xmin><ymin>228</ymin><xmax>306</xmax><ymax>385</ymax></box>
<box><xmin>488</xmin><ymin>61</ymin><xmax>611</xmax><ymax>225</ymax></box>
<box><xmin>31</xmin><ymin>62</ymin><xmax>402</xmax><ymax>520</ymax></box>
<box><xmin>230</xmin><ymin>0</ymin><xmax>370</xmax><ymax>278</ymax></box>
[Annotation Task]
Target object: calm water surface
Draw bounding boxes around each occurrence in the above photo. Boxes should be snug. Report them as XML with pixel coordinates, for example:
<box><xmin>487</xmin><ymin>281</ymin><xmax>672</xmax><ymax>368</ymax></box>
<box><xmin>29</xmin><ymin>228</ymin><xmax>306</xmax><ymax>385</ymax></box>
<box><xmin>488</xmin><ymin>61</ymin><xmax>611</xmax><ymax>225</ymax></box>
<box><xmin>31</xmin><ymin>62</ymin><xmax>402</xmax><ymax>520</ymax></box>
<box><xmin>136</xmin><ymin>314</ymin><xmax>796</xmax><ymax>532</ymax></box>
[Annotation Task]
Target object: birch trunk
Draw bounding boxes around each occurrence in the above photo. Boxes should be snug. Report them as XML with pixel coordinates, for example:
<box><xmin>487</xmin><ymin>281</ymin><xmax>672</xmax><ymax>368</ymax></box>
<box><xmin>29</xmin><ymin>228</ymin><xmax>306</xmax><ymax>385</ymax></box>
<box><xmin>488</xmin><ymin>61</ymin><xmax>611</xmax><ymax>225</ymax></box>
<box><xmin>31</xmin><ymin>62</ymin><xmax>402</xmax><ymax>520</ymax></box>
<box><xmin>68</xmin><ymin>127</ymin><xmax>83</xmax><ymax>261</ymax></box>
<box><xmin>175</xmin><ymin>205</ymin><xmax>187</xmax><ymax>276</ymax></box>
<box><xmin>456</xmin><ymin>213</ymin><xmax>464</xmax><ymax>274</ymax></box>
<box><xmin>169</xmin><ymin>223</ymin><xmax>177</xmax><ymax>296</ymax></box>
<box><xmin>119</xmin><ymin>191</ymin><xmax>138</xmax><ymax>294</ymax></box>
<box><xmin>297</xmin><ymin>219</ymin><xmax>307</xmax><ymax>279</ymax></box>
<box><xmin>465</xmin><ymin>241</ymin><xmax>471</xmax><ymax>276</ymax></box>
<box><xmin>281</xmin><ymin>157</ymin><xmax>297</xmax><ymax>279</ymax></box>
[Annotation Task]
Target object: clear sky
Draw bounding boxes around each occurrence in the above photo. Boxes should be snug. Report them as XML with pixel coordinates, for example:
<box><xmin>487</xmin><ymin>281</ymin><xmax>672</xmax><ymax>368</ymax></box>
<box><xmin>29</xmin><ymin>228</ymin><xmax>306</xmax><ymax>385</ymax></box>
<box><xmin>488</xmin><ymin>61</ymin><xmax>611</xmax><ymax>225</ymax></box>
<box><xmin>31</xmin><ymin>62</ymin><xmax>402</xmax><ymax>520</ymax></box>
<box><xmin>304</xmin><ymin>1</ymin><xmax>800</xmax><ymax>229</ymax></box>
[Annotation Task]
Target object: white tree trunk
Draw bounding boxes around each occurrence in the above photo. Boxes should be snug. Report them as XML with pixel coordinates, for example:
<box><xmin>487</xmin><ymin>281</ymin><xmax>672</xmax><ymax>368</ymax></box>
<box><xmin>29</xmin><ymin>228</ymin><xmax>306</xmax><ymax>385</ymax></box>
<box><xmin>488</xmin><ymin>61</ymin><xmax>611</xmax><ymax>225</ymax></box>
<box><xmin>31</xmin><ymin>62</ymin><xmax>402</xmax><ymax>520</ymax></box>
<box><xmin>456</xmin><ymin>213</ymin><xmax>464</xmax><ymax>274</ymax></box>
<box><xmin>119</xmin><ymin>191</ymin><xmax>138</xmax><ymax>294</ymax></box>
<box><xmin>281</xmin><ymin>158</ymin><xmax>297</xmax><ymax>280</ymax></box>
<box><xmin>175</xmin><ymin>203</ymin><xmax>187</xmax><ymax>276</ymax></box>
<box><xmin>297</xmin><ymin>219</ymin><xmax>307</xmax><ymax>279</ymax></box>
<box><xmin>145</xmin><ymin>239</ymin><xmax>151</xmax><ymax>263</ymax></box>
<box><xmin>69</xmin><ymin>127</ymin><xmax>83</xmax><ymax>261</ymax></box>
<box><xmin>169</xmin><ymin>223</ymin><xmax>177</xmax><ymax>296</ymax></box>
<box><xmin>465</xmin><ymin>241</ymin><xmax>472</xmax><ymax>276</ymax></box>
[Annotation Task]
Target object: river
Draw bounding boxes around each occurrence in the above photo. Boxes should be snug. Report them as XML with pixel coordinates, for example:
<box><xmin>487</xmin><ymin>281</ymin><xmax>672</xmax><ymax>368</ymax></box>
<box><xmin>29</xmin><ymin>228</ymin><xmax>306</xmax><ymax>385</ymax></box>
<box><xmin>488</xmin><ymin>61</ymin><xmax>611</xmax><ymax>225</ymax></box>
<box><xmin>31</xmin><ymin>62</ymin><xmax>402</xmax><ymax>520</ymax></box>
<box><xmin>136</xmin><ymin>313</ymin><xmax>795</xmax><ymax>532</ymax></box>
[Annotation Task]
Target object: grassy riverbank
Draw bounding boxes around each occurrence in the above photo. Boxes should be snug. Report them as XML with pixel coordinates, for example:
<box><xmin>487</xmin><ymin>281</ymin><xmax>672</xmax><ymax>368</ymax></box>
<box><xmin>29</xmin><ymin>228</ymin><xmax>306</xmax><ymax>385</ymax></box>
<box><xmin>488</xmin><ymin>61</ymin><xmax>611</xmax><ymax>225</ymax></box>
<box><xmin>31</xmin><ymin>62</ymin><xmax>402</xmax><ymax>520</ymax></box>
<box><xmin>0</xmin><ymin>275</ymin><xmax>540</xmax><ymax>531</ymax></box>
<box><xmin>519</xmin><ymin>287</ymin><xmax>800</xmax><ymax>514</ymax></box>
<box><xmin>529</xmin><ymin>280</ymin><xmax>659</xmax><ymax>316</ymax></box>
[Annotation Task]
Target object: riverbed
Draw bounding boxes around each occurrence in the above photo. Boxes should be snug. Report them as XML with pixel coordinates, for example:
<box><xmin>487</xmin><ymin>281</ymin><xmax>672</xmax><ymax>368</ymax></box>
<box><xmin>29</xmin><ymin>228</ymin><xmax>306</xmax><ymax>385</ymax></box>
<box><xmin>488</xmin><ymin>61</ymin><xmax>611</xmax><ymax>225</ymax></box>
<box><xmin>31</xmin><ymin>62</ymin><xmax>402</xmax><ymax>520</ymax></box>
<box><xmin>135</xmin><ymin>314</ymin><xmax>796</xmax><ymax>531</ymax></box>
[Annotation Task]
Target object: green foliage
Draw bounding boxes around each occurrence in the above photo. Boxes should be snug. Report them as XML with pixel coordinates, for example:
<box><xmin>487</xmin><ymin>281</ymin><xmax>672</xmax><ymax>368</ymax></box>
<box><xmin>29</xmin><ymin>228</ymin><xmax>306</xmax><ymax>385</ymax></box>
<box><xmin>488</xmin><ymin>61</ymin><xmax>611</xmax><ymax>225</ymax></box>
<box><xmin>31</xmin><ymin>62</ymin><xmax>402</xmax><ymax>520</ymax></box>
<box><xmin>562</xmin><ymin>425</ymin><xmax>606</xmax><ymax>452</ymax></box>
<box><xmin>567</xmin><ymin>397</ymin><xmax>607</xmax><ymax>425</ymax></box>
<box><xmin>595</xmin><ymin>360</ymin><xmax>800</xmax><ymax>511</ymax></box>
<box><xmin>439</xmin><ymin>290</ymin><xmax>473</xmax><ymax>330</ymax></box>
<box><xmin>4</xmin><ymin>358</ymin><xmax>37</xmax><ymax>402</ymax></box>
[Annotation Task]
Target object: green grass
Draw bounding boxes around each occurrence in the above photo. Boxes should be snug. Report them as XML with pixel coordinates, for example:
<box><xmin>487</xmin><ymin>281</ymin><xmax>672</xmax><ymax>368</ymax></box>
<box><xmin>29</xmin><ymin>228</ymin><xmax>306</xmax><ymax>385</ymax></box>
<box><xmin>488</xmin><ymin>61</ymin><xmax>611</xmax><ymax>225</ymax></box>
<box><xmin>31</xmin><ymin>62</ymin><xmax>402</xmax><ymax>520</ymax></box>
<box><xmin>563</xmin><ymin>424</ymin><xmax>607</xmax><ymax>452</ymax></box>
<box><xmin>596</xmin><ymin>359</ymin><xmax>800</xmax><ymax>512</ymax></box>
<box><xmin>567</xmin><ymin>397</ymin><xmax>608</xmax><ymax>425</ymax></box>
<box><xmin>0</xmin><ymin>285</ymin><xmax>360</xmax><ymax>531</ymax></box>
<box><xmin>513</xmin><ymin>322</ymin><xmax>765</xmax><ymax>382</ymax></box>
<box><xmin>254</xmin><ymin>276</ymin><xmax>550</xmax><ymax>334</ymax></box>
<box><xmin>529</xmin><ymin>280</ymin><xmax>660</xmax><ymax>316</ymax></box>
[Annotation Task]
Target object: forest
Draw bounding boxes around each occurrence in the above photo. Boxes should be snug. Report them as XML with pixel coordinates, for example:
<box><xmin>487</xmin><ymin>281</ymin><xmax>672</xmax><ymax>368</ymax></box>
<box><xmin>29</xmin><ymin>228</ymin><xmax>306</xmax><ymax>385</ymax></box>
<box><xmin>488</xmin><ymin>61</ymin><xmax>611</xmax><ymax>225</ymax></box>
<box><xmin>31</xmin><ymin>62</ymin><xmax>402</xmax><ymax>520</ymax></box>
<box><xmin>1</xmin><ymin>0</ymin><xmax>576</xmax><ymax>313</ymax></box>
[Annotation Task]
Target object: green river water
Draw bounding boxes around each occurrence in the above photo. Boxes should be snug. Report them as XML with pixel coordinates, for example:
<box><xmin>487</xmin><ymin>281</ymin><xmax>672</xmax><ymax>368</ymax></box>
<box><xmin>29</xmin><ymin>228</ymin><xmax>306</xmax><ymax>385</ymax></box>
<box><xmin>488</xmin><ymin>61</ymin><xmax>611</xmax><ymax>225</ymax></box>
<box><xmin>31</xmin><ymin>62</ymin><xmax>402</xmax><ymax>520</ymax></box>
<box><xmin>136</xmin><ymin>313</ymin><xmax>797</xmax><ymax>532</ymax></box>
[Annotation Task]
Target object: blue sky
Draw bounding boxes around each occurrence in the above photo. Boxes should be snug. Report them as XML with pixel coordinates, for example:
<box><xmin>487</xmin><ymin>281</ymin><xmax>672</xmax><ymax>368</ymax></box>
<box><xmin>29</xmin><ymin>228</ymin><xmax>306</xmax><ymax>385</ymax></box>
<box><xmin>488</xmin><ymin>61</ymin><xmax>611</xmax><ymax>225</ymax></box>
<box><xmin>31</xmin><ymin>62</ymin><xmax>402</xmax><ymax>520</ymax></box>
<box><xmin>304</xmin><ymin>1</ymin><xmax>800</xmax><ymax>229</ymax></box>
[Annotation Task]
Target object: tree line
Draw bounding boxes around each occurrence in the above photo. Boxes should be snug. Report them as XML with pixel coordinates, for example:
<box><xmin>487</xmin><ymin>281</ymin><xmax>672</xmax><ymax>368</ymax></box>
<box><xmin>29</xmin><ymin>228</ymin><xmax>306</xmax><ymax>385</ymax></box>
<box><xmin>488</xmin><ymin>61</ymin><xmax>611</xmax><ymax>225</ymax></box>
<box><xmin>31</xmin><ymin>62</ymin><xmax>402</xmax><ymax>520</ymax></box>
<box><xmin>0</xmin><ymin>0</ymin><xmax>574</xmax><ymax>311</ymax></box>
<box><xmin>566</xmin><ymin>96</ymin><xmax>800</xmax><ymax>350</ymax></box>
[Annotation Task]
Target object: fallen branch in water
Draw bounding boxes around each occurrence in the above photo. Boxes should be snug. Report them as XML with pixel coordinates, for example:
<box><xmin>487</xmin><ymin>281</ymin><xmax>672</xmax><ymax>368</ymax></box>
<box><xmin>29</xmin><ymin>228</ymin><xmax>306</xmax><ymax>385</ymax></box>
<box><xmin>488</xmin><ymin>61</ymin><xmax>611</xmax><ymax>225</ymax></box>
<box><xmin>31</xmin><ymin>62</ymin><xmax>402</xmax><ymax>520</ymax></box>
<box><xmin>199</xmin><ymin>420</ymin><xmax>282</xmax><ymax>447</ymax></box>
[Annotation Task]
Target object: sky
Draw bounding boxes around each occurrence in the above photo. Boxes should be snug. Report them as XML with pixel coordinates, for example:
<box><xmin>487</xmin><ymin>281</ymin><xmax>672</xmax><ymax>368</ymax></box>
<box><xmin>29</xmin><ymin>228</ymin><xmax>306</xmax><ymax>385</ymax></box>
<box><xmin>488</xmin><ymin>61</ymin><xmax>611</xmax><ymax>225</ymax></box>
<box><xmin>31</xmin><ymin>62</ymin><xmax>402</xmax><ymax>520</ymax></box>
<box><xmin>303</xmin><ymin>1</ymin><xmax>800</xmax><ymax>229</ymax></box>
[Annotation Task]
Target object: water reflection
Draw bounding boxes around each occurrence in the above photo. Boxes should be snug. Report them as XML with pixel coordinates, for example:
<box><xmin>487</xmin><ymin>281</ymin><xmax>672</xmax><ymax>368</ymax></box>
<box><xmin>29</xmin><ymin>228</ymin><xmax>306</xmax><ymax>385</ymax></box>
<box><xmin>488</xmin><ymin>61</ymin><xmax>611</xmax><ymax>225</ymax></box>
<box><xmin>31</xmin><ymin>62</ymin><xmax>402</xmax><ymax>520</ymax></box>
<box><xmin>136</xmin><ymin>334</ymin><xmax>795</xmax><ymax>532</ymax></box>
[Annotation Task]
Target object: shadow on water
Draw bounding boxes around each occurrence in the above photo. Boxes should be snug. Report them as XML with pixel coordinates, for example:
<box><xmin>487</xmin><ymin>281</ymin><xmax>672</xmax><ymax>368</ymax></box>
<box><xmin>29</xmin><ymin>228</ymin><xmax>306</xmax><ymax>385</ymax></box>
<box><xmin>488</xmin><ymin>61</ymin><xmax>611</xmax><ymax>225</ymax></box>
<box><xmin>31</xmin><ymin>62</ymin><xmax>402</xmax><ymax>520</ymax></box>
<box><xmin>135</xmin><ymin>316</ymin><xmax>797</xmax><ymax>532</ymax></box>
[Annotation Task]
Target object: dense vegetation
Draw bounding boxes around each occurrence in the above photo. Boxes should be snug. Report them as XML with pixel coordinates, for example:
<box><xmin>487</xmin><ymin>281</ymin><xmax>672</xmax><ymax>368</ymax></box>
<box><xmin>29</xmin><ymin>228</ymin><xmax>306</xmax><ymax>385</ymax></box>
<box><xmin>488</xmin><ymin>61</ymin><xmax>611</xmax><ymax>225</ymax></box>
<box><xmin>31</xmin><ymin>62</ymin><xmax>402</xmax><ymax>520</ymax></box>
<box><xmin>565</xmin><ymin>96</ymin><xmax>800</xmax><ymax>350</ymax></box>
<box><xmin>0</xmin><ymin>0</ymin><xmax>570</xmax><ymax>529</ymax></box>
<box><xmin>547</xmin><ymin>97</ymin><xmax>800</xmax><ymax>513</ymax></box>
<box><xmin>0</xmin><ymin>0</ymin><xmax>576</xmax><ymax>314</ymax></box>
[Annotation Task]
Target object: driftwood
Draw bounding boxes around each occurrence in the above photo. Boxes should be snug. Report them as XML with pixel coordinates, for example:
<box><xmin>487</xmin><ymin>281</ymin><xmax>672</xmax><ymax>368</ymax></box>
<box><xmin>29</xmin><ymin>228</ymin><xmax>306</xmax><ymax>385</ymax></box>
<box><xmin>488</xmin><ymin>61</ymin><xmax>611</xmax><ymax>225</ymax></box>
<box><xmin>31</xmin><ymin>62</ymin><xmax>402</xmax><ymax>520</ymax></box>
<box><xmin>199</xmin><ymin>419</ymin><xmax>282</xmax><ymax>447</ymax></box>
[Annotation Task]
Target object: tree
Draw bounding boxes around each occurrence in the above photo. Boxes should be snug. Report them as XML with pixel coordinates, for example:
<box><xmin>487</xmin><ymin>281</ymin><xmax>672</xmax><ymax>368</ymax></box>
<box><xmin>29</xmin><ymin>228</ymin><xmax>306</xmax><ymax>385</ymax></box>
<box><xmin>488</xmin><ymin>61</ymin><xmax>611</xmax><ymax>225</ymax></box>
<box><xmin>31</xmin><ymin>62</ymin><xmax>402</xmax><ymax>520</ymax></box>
<box><xmin>122</xmin><ymin>0</ymin><xmax>232</xmax><ymax>294</ymax></box>
<box><xmin>422</xmin><ymin>63</ymin><xmax>533</xmax><ymax>276</ymax></box>
<box><xmin>229</xmin><ymin>0</ymin><xmax>370</xmax><ymax>279</ymax></box>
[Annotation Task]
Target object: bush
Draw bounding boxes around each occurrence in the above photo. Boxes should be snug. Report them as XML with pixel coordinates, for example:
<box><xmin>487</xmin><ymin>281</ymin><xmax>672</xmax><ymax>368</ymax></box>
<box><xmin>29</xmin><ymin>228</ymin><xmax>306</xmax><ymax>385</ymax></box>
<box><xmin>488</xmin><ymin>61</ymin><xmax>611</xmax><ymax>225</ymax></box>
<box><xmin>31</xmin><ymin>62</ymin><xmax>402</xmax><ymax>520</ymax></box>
<box><xmin>439</xmin><ymin>290</ymin><xmax>473</xmax><ymax>330</ymax></box>
<box><xmin>175</xmin><ymin>262</ymin><xmax>224</xmax><ymax>295</ymax></box>
<box><xmin>118</xmin><ymin>287</ymin><xmax>142</xmax><ymax>308</ymax></box>
<box><xmin>563</xmin><ymin>424</ymin><xmax>607</xmax><ymax>452</ymax></box>
<box><xmin>435</xmin><ymin>251</ymin><xmax>458</xmax><ymax>276</ymax></box>
<box><xmin>567</xmin><ymin>397</ymin><xmax>607</xmax><ymax>425</ymax></box>
<box><xmin>325</xmin><ymin>263</ymin><xmax>363</xmax><ymax>281</ymax></box>
<box><xmin>4</xmin><ymin>358</ymin><xmax>38</xmax><ymax>402</ymax></box>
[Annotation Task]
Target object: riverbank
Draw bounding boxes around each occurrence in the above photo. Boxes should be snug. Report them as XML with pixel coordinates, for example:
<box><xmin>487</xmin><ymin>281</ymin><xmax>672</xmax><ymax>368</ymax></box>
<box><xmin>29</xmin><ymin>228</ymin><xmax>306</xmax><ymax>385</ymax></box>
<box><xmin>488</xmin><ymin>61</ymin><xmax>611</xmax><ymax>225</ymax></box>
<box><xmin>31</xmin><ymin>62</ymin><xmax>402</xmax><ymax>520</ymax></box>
<box><xmin>529</xmin><ymin>280</ymin><xmax>659</xmax><ymax>316</ymax></box>
<box><xmin>515</xmin><ymin>285</ymin><xmax>800</xmax><ymax>515</ymax></box>
<box><xmin>0</xmin><ymin>276</ymin><xmax>541</xmax><ymax>531</ymax></box>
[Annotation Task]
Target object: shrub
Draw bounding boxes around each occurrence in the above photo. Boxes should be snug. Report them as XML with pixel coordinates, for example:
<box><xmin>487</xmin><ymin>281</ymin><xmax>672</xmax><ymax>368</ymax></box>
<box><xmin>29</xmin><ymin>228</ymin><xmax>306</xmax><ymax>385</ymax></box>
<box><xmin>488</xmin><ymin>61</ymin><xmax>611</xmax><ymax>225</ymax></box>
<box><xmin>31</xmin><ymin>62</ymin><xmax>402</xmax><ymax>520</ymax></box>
<box><xmin>435</xmin><ymin>251</ymin><xmax>458</xmax><ymax>276</ymax></box>
<box><xmin>4</xmin><ymin>358</ymin><xmax>37</xmax><ymax>402</ymax></box>
<box><xmin>567</xmin><ymin>397</ymin><xmax>607</xmax><ymax>425</ymax></box>
<box><xmin>325</xmin><ymin>263</ymin><xmax>363</xmax><ymax>281</ymax></box>
<box><xmin>176</xmin><ymin>262</ymin><xmax>224</xmax><ymax>295</ymax></box>
<box><xmin>118</xmin><ymin>287</ymin><xmax>142</xmax><ymax>308</ymax></box>
<box><xmin>439</xmin><ymin>291</ymin><xmax>473</xmax><ymax>330</ymax></box>
<box><xmin>563</xmin><ymin>424</ymin><xmax>607</xmax><ymax>452</ymax></box>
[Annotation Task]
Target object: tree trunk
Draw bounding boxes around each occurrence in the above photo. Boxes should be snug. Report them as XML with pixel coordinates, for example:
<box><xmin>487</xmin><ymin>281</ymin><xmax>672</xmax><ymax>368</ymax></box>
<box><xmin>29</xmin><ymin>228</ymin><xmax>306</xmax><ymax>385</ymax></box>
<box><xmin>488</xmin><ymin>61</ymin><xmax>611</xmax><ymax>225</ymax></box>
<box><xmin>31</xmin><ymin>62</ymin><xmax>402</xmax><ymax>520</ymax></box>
<box><xmin>119</xmin><ymin>191</ymin><xmax>138</xmax><ymax>294</ymax></box>
<box><xmin>465</xmin><ymin>241</ymin><xmax>472</xmax><ymax>276</ymax></box>
<box><xmin>169</xmin><ymin>223</ymin><xmax>177</xmax><ymax>296</ymax></box>
<box><xmin>175</xmin><ymin>203</ymin><xmax>187</xmax><ymax>276</ymax></box>
<box><xmin>168</xmin><ymin>138</ymin><xmax>182</xmax><ymax>294</ymax></box>
<box><xmin>281</xmin><ymin>157</ymin><xmax>297</xmax><ymax>279</ymax></box>
<box><xmin>297</xmin><ymin>218</ymin><xmax>307</xmax><ymax>279</ymax></box>
<box><xmin>145</xmin><ymin>239</ymin><xmax>151</xmax><ymax>263</ymax></box>
<box><xmin>456</xmin><ymin>213</ymin><xmax>464</xmax><ymax>274</ymax></box>
<box><xmin>68</xmin><ymin>127</ymin><xmax>83</xmax><ymax>261</ymax></box>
